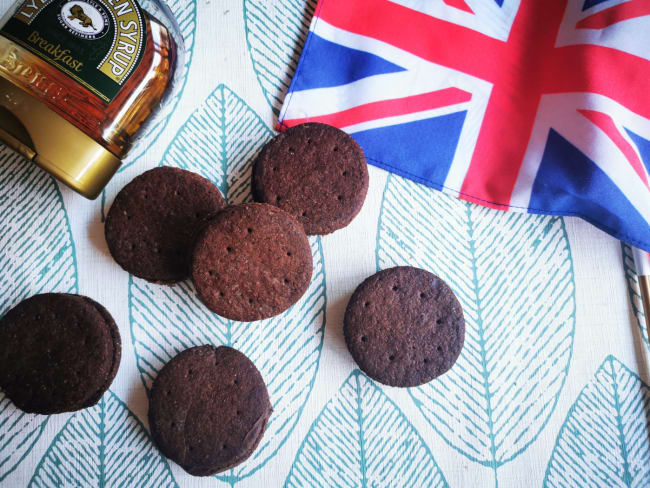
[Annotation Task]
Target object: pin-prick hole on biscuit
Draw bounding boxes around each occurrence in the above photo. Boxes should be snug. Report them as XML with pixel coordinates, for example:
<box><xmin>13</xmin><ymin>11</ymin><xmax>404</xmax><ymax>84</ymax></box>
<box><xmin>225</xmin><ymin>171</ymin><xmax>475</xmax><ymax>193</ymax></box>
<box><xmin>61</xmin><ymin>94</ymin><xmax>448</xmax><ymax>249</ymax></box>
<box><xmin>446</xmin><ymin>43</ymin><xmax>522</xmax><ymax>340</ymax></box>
<box><xmin>361</xmin><ymin>336</ymin><xmax>367</xmax><ymax>342</ymax></box>
<box><xmin>424</xmin><ymin>358</ymin><xmax>429</xmax><ymax>364</ymax></box>
<box><xmin>334</xmin><ymin>147</ymin><xmax>339</xmax><ymax>152</ymax></box>
<box><xmin>219</xmin><ymin>291</ymin><xmax>225</xmax><ymax>297</ymax></box>
<box><xmin>284</xmin><ymin>278</ymin><xmax>290</xmax><ymax>284</ymax></box>
<box><xmin>287</xmin><ymin>251</ymin><xmax>292</xmax><ymax>257</ymax></box>
<box><xmin>247</xmin><ymin>228</ymin><xmax>252</xmax><ymax>234</ymax></box>
<box><xmin>364</xmin><ymin>302</ymin><xmax>369</xmax><ymax>307</ymax></box>
<box><xmin>342</xmin><ymin>171</ymin><xmax>348</xmax><ymax>176</ymax></box>
<box><xmin>420</xmin><ymin>293</ymin><xmax>426</xmax><ymax>298</ymax></box>
<box><xmin>392</xmin><ymin>285</ymin><xmax>399</xmax><ymax>291</ymax></box>
<box><xmin>389</xmin><ymin>355</ymin><xmax>395</xmax><ymax>361</ymax></box>
<box><xmin>437</xmin><ymin>346</ymin><xmax>443</xmax><ymax>352</ymax></box>
<box><xmin>289</xmin><ymin>148</ymin><xmax>295</xmax><ymax>154</ymax></box>
<box><xmin>436</xmin><ymin>319</ymin><xmax>442</xmax><ymax>325</ymax></box>
<box><xmin>226</xmin><ymin>247</ymin><xmax>232</xmax><ymax>253</ymax></box>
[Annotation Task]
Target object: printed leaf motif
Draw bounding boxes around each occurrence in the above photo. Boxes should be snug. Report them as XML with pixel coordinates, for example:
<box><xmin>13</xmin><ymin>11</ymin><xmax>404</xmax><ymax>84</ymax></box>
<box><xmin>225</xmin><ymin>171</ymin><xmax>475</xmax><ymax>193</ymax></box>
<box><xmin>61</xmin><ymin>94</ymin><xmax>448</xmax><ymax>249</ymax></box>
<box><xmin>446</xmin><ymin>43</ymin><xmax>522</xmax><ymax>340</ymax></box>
<box><xmin>119</xmin><ymin>0</ymin><xmax>197</xmax><ymax>171</ymax></box>
<box><xmin>0</xmin><ymin>396</ymin><xmax>48</xmax><ymax>483</ymax></box>
<box><xmin>244</xmin><ymin>0</ymin><xmax>317</xmax><ymax>113</ymax></box>
<box><xmin>622</xmin><ymin>244</ymin><xmax>648</xmax><ymax>349</ymax></box>
<box><xmin>285</xmin><ymin>370</ymin><xmax>449</xmax><ymax>488</ymax></box>
<box><xmin>0</xmin><ymin>147</ymin><xmax>78</xmax><ymax>481</ymax></box>
<box><xmin>29</xmin><ymin>390</ymin><xmax>177</xmax><ymax>487</ymax></box>
<box><xmin>131</xmin><ymin>84</ymin><xmax>326</xmax><ymax>484</ymax></box>
<box><xmin>376</xmin><ymin>175</ymin><xmax>576</xmax><ymax>470</ymax></box>
<box><xmin>543</xmin><ymin>356</ymin><xmax>650</xmax><ymax>488</ymax></box>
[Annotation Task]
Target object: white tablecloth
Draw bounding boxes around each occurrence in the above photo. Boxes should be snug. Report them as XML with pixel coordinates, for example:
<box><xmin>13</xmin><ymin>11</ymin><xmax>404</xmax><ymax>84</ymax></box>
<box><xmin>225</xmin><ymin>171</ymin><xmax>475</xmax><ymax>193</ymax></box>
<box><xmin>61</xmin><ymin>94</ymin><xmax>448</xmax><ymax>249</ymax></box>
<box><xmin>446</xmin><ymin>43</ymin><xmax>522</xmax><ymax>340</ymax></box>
<box><xmin>1</xmin><ymin>1</ymin><xmax>649</xmax><ymax>487</ymax></box>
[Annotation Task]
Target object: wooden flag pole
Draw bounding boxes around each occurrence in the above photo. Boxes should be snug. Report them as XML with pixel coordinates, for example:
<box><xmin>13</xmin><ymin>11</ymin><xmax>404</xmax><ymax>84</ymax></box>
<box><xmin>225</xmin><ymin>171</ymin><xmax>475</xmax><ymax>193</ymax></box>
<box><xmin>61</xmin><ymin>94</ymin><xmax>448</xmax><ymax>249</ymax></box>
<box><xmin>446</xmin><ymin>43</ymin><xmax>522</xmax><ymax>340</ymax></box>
<box><xmin>633</xmin><ymin>247</ymin><xmax>650</xmax><ymax>339</ymax></box>
<box><xmin>640</xmin><ymin>276</ymin><xmax>650</xmax><ymax>338</ymax></box>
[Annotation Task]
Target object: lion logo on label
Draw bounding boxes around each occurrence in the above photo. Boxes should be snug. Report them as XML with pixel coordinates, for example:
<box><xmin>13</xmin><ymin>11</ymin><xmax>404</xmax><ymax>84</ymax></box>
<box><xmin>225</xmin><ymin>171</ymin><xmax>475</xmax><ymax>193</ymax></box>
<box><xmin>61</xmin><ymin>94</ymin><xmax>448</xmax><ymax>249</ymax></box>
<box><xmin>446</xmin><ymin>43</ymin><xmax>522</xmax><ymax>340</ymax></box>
<box><xmin>68</xmin><ymin>5</ymin><xmax>95</xmax><ymax>29</ymax></box>
<box><xmin>58</xmin><ymin>0</ymin><xmax>109</xmax><ymax>39</ymax></box>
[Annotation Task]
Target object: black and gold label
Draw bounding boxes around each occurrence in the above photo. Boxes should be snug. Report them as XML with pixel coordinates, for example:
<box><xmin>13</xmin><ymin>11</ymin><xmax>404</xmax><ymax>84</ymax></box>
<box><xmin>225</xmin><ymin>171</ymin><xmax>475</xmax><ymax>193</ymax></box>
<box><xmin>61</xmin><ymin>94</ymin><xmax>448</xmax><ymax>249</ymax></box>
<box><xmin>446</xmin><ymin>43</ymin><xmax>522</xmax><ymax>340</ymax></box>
<box><xmin>1</xmin><ymin>0</ymin><xmax>146</xmax><ymax>102</ymax></box>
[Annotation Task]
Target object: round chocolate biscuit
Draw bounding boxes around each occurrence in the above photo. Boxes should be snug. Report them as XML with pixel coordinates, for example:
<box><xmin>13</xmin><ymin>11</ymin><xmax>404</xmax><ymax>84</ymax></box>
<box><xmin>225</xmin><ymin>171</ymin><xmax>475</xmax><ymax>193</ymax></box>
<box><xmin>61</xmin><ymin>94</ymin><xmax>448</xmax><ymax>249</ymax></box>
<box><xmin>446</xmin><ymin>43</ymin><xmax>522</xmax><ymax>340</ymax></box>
<box><xmin>148</xmin><ymin>345</ymin><xmax>272</xmax><ymax>476</ymax></box>
<box><xmin>0</xmin><ymin>293</ymin><xmax>122</xmax><ymax>414</ymax></box>
<box><xmin>191</xmin><ymin>203</ymin><xmax>312</xmax><ymax>321</ymax></box>
<box><xmin>344</xmin><ymin>266</ymin><xmax>465</xmax><ymax>387</ymax></box>
<box><xmin>105</xmin><ymin>166</ymin><xmax>226</xmax><ymax>284</ymax></box>
<box><xmin>252</xmin><ymin>122</ymin><xmax>369</xmax><ymax>235</ymax></box>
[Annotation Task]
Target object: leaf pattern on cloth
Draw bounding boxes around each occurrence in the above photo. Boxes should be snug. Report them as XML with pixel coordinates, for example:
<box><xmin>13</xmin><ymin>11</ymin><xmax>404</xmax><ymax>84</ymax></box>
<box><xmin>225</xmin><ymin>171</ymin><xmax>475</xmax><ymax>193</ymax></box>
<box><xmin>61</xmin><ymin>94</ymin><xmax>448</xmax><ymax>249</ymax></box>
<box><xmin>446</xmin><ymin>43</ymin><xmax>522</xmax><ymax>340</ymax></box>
<box><xmin>544</xmin><ymin>355</ymin><xmax>650</xmax><ymax>488</ymax></box>
<box><xmin>29</xmin><ymin>391</ymin><xmax>177</xmax><ymax>488</ymax></box>
<box><xmin>0</xmin><ymin>147</ymin><xmax>78</xmax><ymax>481</ymax></box>
<box><xmin>130</xmin><ymin>84</ymin><xmax>327</xmax><ymax>484</ymax></box>
<box><xmin>376</xmin><ymin>174</ymin><xmax>576</xmax><ymax>477</ymax></box>
<box><xmin>244</xmin><ymin>0</ymin><xmax>317</xmax><ymax>113</ymax></box>
<box><xmin>285</xmin><ymin>370</ymin><xmax>449</xmax><ymax>488</ymax></box>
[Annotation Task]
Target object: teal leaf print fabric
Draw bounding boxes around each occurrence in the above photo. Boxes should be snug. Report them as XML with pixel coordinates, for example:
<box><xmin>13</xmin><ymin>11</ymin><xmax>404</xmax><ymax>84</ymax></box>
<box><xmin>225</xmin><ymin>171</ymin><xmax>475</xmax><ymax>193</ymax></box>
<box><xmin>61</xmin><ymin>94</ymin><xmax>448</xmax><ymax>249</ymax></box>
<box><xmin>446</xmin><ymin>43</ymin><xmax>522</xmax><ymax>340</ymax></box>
<box><xmin>622</xmin><ymin>244</ymin><xmax>648</xmax><ymax>349</ymax></box>
<box><xmin>130</xmin><ymin>84</ymin><xmax>327</xmax><ymax>484</ymax></box>
<box><xmin>285</xmin><ymin>370</ymin><xmax>449</xmax><ymax>488</ymax></box>
<box><xmin>0</xmin><ymin>147</ymin><xmax>78</xmax><ymax>481</ymax></box>
<box><xmin>119</xmin><ymin>0</ymin><xmax>197</xmax><ymax>171</ymax></box>
<box><xmin>544</xmin><ymin>356</ymin><xmax>650</xmax><ymax>488</ymax></box>
<box><xmin>376</xmin><ymin>175</ymin><xmax>576</xmax><ymax>472</ymax></box>
<box><xmin>0</xmin><ymin>396</ymin><xmax>48</xmax><ymax>483</ymax></box>
<box><xmin>244</xmin><ymin>0</ymin><xmax>317</xmax><ymax>113</ymax></box>
<box><xmin>28</xmin><ymin>391</ymin><xmax>177</xmax><ymax>487</ymax></box>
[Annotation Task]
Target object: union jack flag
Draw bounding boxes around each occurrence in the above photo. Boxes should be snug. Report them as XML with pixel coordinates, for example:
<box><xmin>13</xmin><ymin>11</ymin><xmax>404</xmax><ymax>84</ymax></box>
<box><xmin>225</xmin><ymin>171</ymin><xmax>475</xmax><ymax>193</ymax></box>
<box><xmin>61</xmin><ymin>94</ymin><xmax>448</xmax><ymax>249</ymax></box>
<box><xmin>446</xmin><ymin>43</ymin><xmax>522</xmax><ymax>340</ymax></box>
<box><xmin>279</xmin><ymin>0</ymin><xmax>650</xmax><ymax>252</ymax></box>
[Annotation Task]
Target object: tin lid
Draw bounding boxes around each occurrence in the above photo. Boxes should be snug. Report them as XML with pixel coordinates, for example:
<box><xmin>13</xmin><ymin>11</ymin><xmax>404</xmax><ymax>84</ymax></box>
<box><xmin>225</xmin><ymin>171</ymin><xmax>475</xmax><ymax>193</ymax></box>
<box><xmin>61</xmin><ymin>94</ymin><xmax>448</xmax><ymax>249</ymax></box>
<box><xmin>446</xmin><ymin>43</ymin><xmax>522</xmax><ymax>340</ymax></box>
<box><xmin>0</xmin><ymin>76</ymin><xmax>121</xmax><ymax>199</ymax></box>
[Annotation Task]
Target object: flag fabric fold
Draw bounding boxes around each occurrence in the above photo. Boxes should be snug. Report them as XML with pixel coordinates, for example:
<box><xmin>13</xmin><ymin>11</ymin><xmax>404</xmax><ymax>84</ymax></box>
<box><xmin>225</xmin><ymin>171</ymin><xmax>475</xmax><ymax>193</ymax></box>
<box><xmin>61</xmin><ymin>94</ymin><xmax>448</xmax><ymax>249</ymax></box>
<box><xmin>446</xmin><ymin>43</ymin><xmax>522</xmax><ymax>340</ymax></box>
<box><xmin>278</xmin><ymin>0</ymin><xmax>650</xmax><ymax>252</ymax></box>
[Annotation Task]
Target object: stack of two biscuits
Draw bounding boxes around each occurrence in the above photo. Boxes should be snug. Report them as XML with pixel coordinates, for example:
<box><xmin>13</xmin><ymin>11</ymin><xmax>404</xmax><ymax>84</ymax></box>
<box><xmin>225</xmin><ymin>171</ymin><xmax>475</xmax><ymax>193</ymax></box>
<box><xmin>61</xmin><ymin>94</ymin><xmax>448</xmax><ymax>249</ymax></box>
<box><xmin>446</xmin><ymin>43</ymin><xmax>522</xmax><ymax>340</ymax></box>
<box><xmin>103</xmin><ymin>123</ymin><xmax>370</xmax><ymax>475</ymax></box>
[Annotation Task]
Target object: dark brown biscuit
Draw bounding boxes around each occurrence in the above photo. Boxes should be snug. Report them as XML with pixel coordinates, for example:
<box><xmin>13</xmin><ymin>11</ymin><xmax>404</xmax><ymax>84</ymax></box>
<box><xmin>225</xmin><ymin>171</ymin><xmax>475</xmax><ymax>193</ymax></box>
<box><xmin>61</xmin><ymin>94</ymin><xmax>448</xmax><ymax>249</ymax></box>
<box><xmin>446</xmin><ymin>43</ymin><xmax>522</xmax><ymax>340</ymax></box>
<box><xmin>0</xmin><ymin>293</ymin><xmax>122</xmax><ymax>414</ymax></box>
<box><xmin>191</xmin><ymin>203</ymin><xmax>312</xmax><ymax>322</ymax></box>
<box><xmin>344</xmin><ymin>266</ymin><xmax>465</xmax><ymax>387</ymax></box>
<box><xmin>252</xmin><ymin>122</ymin><xmax>369</xmax><ymax>235</ymax></box>
<box><xmin>105</xmin><ymin>166</ymin><xmax>226</xmax><ymax>284</ymax></box>
<box><xmin>148</xmin><ymin>345</ymin><xmax>272</xmax><ymax>476</ymax></box>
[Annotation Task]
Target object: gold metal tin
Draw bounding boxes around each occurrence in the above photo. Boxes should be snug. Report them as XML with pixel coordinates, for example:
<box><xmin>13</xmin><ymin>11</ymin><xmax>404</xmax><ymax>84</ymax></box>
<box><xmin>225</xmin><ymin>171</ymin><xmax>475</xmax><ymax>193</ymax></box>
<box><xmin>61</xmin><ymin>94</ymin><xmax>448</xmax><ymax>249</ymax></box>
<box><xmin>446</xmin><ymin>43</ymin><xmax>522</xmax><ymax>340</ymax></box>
<box><xmin>0</xmin><ymin>76</ymin><xmax>121</xmax><ymax>199</ymax></box>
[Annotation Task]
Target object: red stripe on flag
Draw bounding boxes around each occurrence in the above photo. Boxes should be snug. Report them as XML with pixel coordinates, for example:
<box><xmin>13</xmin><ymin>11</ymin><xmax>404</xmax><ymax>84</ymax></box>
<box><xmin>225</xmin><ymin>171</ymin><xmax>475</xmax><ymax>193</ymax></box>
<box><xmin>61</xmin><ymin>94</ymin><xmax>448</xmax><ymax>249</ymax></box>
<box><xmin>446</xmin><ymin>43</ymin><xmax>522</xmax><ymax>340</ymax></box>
<box><xmin>578</xmin><ymin>109</ymin><xmax>650</xmax><ymax>188</ymax></box>
<box><xmin>443</xmin><ymin>0</ymin><xmax>474</xmax><ymax>14</ymax></box>
<box><xmin>546</xmin><ymin>45</ymin><xmax>650</xmax><ymax>120</ymax></box>
<box><xmin>459</xmin><ymin>1</ymin><xmax>568</xmax><ymax>206</ymax></box>
<box><xmin>576</xmin><ymin>0</ymin><xmax>650</xmax><ymax>30</ymax></box>
<box><xmin>317</xmin><ymin>0</ymin><xmax>502</xmax><ymax>82</ymax></box>
<box><xmin>281</xmin><ymin>88</ymin><xmax>472</xmax><ymax>129</ymax></box>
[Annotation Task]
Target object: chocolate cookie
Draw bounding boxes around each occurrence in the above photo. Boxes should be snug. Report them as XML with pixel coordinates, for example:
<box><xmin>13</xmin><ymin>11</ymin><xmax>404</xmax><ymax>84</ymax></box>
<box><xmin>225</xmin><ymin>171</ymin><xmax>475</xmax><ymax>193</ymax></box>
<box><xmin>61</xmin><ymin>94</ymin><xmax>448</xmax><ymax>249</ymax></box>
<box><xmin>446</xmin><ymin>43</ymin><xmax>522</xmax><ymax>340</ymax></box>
<box><xmin>344</xmin><ymin>267</ymin><xmax>465</xmax><ymax>387</ymax></box>
<box><xmin>148</xmin><ymin>345</ymin><xmax>272</xmax><ymax>476</ymax></box>
<box><xmin>105</xmin><ymin>166</ymin><xmax>226</xmax><ymax>283</ymax></box>
<box><xmin>252</xmin><ymin>123</ymin><xmax>369</xmax><ymax>235</ymax></box>
<box><xmin>191</xmin><ymin>203</ymin><xmax>312</xmax><ymax>321</ymax></box>
<box><xmin>0</xmin><ymin>293</ymin><xmax>121</xmax><ymax>414</ymax></box>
